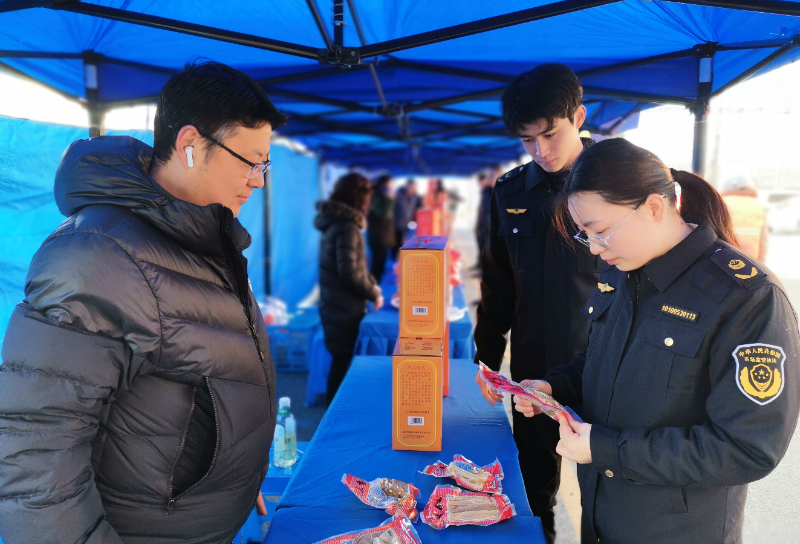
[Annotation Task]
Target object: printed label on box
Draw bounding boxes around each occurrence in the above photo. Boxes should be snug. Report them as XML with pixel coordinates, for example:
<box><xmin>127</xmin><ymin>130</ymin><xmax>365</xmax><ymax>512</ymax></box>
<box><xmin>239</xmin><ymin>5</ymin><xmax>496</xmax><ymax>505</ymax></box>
<box><xmin>401</xmin><ymin>253</ymin><xmax>442</xmax><ymax>336</ymax></box>
<box><xmin>395</xmin><ymin>359</ymin><xmax>440</xmax><ymax>448</ymax></box>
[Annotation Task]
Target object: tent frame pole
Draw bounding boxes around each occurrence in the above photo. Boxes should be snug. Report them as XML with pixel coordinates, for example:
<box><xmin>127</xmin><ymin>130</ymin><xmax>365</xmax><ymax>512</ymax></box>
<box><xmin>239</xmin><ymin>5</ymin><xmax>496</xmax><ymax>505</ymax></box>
<box><xmin>358</xmin><ymin>0</ymin><xmax>621</xmax><ymax>59</ymax></box>
<box><xmin>691</xmin><ymin>43</ymin><xmax>715</xmax><ymax>176</ymax></box>
<box><xmin>84</xmin><ymin>50</ymin><xmax>104</xmax><ymax>137</ymax></box>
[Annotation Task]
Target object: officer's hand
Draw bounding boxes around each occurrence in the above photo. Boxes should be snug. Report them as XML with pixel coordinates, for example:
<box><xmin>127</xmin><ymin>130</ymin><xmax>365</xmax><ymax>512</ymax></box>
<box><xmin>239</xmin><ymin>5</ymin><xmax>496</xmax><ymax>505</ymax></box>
<box><xmin>374</xmin><ymin>295</ymin><xmax>384</xmax><ymax>310</ymax></box>
<box><xmin>256</xmin><ymin>491</ymin><xmax>268</xmax><ymax>516</ymax></box>
<box><xmin>512</xmin><ymin>380</ymin><xmax>552</xmax><ymax>417</ymax></box>
<box><xmin>555</xmin><ymin>412</ymin><xmax>592</xmax><ymax>464</ymax></box>
<box><xmin>476</xmin><ymin>367</ymin><xmax>504</xmax><ymax>405</ymax></box>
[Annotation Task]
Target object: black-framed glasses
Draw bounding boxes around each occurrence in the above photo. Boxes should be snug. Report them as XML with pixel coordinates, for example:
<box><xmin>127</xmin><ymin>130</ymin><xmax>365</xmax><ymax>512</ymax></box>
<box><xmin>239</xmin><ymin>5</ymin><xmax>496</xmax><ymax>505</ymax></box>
<box><xmin>200</xmin><ymin>132</ymin><xmax>271</xmax><ymax>179</ymax></box>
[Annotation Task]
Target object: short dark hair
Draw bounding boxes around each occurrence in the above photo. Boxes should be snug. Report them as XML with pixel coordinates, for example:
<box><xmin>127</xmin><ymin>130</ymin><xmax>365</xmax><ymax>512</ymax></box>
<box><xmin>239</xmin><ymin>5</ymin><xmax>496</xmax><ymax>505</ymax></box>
<box><xmin>502</xmin><ymin>63</ymin><xmax>583</xmax><ymax>136</ymax></box>
<box><xmin>330</xmin><ymin>173</ymin><xmax>373</xmax><ymax>210</ymax></box>
<box><xmin>153</xmin><ymin>61</ymin><xmax>288</xmax><ymax>167</ymax></box>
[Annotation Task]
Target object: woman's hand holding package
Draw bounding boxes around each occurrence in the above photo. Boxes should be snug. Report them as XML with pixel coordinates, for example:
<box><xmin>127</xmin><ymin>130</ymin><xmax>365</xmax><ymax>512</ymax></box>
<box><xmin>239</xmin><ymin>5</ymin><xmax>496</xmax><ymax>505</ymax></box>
<box><xmin>555</xmin><ymin>412</ymin><xmax>592</xmax><ymax>464</ymax></box>
<box><xmin>512</xmin><ymin>380</ymin><xmax>552</xmax><ymax>416</ymax></box>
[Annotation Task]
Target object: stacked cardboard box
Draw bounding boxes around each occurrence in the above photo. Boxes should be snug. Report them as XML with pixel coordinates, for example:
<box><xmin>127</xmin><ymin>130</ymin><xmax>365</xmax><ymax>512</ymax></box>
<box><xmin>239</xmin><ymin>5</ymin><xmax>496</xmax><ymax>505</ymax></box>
<box><xmin>392</xmin><ymin>235</ymin><xmax>450</xmax><ymax>452</ymax></box>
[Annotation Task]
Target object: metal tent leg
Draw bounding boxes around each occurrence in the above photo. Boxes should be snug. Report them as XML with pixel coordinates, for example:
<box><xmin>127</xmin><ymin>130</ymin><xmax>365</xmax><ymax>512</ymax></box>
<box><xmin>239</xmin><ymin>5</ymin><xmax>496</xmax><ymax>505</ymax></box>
<box><xmin>692</xmin><ymin>101</ymin><xmax>708</xmax><ymax>177</ymax></box>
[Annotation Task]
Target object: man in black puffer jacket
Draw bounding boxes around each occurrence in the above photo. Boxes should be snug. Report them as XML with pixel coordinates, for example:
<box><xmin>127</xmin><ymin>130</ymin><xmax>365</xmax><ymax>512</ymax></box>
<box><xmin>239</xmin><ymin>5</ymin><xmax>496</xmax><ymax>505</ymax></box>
<box><xmin>0</xmin><ymin>62</ymin><xmax>286</xmax><ymax>544</ymax></box>
<box><xmin>315</xmin><ymin>173</ymin><xmax>382</xmax><ymax>403</ymax></box>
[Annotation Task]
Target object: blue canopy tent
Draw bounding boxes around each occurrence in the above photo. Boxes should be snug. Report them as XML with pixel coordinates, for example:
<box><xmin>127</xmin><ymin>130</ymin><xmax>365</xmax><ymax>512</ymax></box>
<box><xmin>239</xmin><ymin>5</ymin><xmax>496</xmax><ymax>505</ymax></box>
<box><xmin>5</xmin><ymin>1</ymin><xmax>800</xmax><ymax>175</ymax></box>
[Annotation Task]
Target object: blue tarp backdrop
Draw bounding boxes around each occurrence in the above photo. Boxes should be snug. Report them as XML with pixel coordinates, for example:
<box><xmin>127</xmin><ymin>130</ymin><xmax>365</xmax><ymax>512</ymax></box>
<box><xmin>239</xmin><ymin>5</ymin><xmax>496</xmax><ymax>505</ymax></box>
<box><xmin>0</xmin><ymin>116</ymin><xmax>321</xmax><ymax>347</ymax></box>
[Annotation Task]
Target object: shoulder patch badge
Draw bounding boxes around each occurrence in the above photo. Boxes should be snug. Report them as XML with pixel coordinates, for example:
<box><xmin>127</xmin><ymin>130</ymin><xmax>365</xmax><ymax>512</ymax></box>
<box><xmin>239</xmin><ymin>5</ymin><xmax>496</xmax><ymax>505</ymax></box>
<box><xmin>710</xmin><ymin>248</ymin><xmax>765</xmax><ymax>285</ymax></box>
<box><xmin>497</xmin><ymin>164</ymin><xmax>526</xmax><ymax>184</ymax></box>
<box><xmin>733</xmin><ymin>343</ymin><xmax>786</xmax><ymax>405</ymax></box>
<box><xmin>660</xmin><ymin>304</ymin><xmax>699</xmax><ymax>323</ymax></box>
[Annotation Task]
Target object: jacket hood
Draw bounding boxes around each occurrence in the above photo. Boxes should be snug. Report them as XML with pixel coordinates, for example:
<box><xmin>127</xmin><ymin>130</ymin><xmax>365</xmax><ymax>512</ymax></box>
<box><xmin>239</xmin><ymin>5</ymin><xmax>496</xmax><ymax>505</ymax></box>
<box><xmin>54</xmin><ymin>136</ymin><xmax>251</xmax><ymax>256</ymax></box>
<box><xmin>315</xmin><ymin>199</ymin><xmax>366</xmax><ymax>231</ymax></box>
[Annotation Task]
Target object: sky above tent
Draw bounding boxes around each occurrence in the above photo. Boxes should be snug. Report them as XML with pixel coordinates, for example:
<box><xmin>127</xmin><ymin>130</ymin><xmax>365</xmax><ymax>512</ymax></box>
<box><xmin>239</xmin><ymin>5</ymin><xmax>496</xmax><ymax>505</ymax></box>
<box><xmin>2</xmin><ymin>0</ymin><xmax>800</xmax><ymax>174</ymax></box>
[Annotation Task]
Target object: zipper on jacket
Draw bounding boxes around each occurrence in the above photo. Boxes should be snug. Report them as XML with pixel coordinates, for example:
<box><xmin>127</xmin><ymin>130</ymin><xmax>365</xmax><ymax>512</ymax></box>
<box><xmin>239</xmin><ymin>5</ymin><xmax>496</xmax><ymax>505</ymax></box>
<box><xmin>166</xmin><ymin>378</ymin><xmax>201</xmax><ymax>514</ymax></box>
<box><xmin>165</xmin><ymin>377</ymin><xmax>222</xmax><ymax>514</ymax></box>
<box><xmin>219</xmin><ymin>208</ymin><xmax>270</xmax><ymax>382</ymax></box>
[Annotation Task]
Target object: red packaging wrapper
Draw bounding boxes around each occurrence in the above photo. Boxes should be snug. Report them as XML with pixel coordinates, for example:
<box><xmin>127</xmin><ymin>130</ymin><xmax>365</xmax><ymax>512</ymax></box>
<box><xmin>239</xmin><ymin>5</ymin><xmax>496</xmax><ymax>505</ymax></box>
<box><xmin>313</xmin><ymin>514</ymin><xmax>422</xmax><ymax>544</ymax></box>
<box><xmin>422</xmin><ymin>485</ymin><xmax>516</xmax><ymax>530</ymax></box>
<box><xmin>342</xmin><ymin>474</ymin><xmax>420</xmax><ymax>521</ymax></box>
<box><xmin>421</xmin><ymin>455</ymin><xmax>504</xmax><ymax>494</ymax></box>
<box><xmin>478</xmin><ymin>362</ymin><xmax>584</xmax><ymax>423</ymax></box>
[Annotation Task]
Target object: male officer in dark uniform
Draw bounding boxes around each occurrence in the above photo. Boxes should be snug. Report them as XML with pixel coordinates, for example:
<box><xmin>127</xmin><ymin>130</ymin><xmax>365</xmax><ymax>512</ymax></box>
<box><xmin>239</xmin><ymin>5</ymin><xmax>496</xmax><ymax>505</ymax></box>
<box><xmin>474</xmin><ymin>64</ymin><xmax>605</xmax><ymax>543</ymax></box>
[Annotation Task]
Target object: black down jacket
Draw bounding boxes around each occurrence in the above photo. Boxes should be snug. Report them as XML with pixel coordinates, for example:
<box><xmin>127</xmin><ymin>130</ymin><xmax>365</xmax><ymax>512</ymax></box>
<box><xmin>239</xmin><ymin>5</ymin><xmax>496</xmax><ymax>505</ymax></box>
<box><xmin>315</xmin><ymin>200</ymin><xmax>380</xmax><ymax>355</ymax></box>
<box><xmin>0</xmin><ymin>136</ymin><xmax>276</xmax><ymax>544</ymax></box>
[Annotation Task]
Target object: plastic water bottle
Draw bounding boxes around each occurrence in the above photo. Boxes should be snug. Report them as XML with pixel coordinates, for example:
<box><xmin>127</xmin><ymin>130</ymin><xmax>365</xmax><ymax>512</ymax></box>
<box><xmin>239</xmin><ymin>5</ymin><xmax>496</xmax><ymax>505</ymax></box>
<box><xmin>273</xmin><ymin>397</ymin><xmax>297</xmax><ymax>468</ymax></box>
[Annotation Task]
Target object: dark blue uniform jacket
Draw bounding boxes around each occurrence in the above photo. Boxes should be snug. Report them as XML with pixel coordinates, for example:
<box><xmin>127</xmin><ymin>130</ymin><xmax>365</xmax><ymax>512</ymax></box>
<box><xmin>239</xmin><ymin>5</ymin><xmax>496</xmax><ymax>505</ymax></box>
<box><xmin>546</xmin><ymin>221</ymin><xmax>800</xmax><ymax>544</ymax></box>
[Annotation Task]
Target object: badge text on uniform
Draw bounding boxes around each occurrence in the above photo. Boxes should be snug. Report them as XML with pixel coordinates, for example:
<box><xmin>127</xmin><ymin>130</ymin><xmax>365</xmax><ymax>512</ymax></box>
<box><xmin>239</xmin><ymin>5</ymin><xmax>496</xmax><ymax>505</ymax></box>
<box><xmin>506</xmin><ymin>208</ymin><xmax>527</xmax><ymax>214</ymax></box>
<box><xmin>733</xmin><ymin>343</ymin><xmax>786</xmax><ymax>405</ymax></box>
<box><xmin>660</xmin><ymin>304</ymin><xmax>699</xmax><ymax>323</ymax></box>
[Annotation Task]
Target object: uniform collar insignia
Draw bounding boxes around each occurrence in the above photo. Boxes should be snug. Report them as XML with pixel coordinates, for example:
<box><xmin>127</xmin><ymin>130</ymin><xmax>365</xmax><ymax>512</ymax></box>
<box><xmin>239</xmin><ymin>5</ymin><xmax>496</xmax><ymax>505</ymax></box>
<box><xmin>598</xmin><ymin>282</ymin><xmax>615</xmax><ymax>293</ymax></box>
<box><xmin>506</xmin><ymin>208</ymin><xmax>527</xmax><ymax>214</ymax></box>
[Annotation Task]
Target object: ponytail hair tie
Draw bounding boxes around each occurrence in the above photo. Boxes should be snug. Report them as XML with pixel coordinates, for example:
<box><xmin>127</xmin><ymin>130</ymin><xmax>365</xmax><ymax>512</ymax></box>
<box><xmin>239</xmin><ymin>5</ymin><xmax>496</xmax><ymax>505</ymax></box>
<box><xmin>670</xmin><ymin>169</ymin><xmax>682</xmax><ymax>212</ymax></box>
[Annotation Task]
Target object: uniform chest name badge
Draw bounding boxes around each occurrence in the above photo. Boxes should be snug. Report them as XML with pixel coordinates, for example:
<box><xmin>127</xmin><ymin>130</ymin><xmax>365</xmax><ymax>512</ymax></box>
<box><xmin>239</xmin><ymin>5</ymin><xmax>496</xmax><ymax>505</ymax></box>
<box><xmin>597</xmin><ymin>283</ymin><xmax>615</xmax><ymax>293</ymax></box>
<box><xmin>733</xmin><ymin>343</ymin><xmax>786</xmax><ymax>405</ymax></box>
<box><xmin>506</xmin><ymin>208</ymin><xmax>527</xmax><ymax>214</ymax></box>
<box><xmin>660</xmin><ymin>304</ymin><xmax>699</xmax><ymax>323</ymax></box>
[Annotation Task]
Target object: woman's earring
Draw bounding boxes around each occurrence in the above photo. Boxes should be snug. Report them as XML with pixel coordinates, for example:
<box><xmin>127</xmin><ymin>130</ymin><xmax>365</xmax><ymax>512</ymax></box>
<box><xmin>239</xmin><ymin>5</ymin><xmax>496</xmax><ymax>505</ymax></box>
<box><xmin>185</xmin><ymin>146</ymin><xmax>194</xmax><ymax>168</ymax></box>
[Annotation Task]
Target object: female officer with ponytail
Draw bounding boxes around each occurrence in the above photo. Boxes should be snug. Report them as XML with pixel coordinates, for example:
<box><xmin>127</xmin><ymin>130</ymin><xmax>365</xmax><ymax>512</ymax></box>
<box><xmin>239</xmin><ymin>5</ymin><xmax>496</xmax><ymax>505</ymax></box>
<box><xmin>513</xmin><ymin>138</ymin><xmax>800</xmax><ymax>544</ymax></box>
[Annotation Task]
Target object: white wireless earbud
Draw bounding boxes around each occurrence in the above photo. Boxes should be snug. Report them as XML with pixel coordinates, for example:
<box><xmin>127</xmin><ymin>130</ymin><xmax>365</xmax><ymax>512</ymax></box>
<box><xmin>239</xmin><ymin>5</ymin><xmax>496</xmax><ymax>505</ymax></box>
<box><xmin>185</xmin><ymin>146</ymin><xmax>194</xmax><ymax>168</ymax></box>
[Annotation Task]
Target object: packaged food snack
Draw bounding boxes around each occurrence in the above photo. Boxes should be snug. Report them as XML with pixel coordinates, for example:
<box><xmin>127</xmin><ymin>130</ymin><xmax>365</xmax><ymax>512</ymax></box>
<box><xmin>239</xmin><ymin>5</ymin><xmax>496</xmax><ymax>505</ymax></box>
<box><xmin>421</xmin><ymin>485</ymin><xmax>516</xmax><ymax>529</ymax></box>
<box><xmin>313</xmin><ymin>514</ymin><xmax>422</xmax><ymax>544</ymax></box>
<box><xmin>421</xmin><ymin>455</ymin><xmax>503</xmax><ymax>494</ymax></box>
<box><xmin>342</xmin><ymin>474</ymin><xmax>420</xmax><ymax>521</ymax></box>
<box><xmin>478</xmin><ymin>362</ymin><xmax>583</xmax><ymax>422</ymax></box>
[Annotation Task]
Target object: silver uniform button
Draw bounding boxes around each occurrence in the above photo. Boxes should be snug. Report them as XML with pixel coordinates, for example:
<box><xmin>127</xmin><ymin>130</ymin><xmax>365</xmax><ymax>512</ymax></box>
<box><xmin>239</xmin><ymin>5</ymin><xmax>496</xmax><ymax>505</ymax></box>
<box><xmin>519</xmin><ymin>166</ymin><xmax>523</xmax><ymax>171</ymax></box>
<box><xmin>605</xmin><ymin>470</ymin><xmax>614</xmax><ymax>478</ymax></box>
<box><xmin>589</xmin><ymin>307</ymin><xmax>594</xmax><ymax>314</ymax></box>
<box><xmin>513</xmin><ymin>228</ymin><xmax>518</xmax><ymax>234</ymax></box>
<box><xmin>664</xmin><ymin>337</ymin><xmax>674</xmax><ymax>347</ymax></box>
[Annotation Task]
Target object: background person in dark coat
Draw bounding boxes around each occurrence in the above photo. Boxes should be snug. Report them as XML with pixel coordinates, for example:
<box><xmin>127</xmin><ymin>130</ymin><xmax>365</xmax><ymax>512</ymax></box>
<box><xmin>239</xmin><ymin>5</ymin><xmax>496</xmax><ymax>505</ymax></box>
<box><xmin>367</xmin><ymin>174</ymin><xmax>395</xmax><ymax>282</ymax></box>
<box><xmin>0</xmin><ymin>61</ymin><xmax>285</xmax><ymax>544</ymax></box>
<box><xmin>316</xmin><ymin>173</ymin><xmax>383</xmax><ymax>403</ymax></box>
<box><xmin>473</xmin><ymin>172</ymin><xmax>495</xmax><ymax>271</ymax></box>
<box><xmin>393</xmin><ymin>178</ymin><xmax>421</xmax><ymax>259</ymax></box>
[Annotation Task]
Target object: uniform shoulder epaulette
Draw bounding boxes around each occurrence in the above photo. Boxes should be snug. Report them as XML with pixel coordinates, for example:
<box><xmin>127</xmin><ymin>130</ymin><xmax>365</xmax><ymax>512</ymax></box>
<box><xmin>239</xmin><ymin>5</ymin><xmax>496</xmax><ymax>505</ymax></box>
<box><xmin>710</xmin><ymin>247</ymin><xmax>766</xmax><ymax>286</ymax></box>
<box><xmin>496</xmin><ymin>164</ymin><xmax>527</xmax><ymax>184</ymax></box>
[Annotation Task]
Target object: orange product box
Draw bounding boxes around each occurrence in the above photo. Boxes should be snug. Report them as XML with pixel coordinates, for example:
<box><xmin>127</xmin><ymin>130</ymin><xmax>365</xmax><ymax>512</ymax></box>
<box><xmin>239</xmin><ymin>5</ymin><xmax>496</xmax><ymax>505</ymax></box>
<box><xmin>415</xmin><ymin>208</ymin><xmax>441</xmax><ymax>236</ymax></box>
<box><xmin>397</xmin><ymin>329</ymin><xmax>450</xmax><ymax>397</ymax></box>
<box><xmin>392</xmin><ymin>339</ymin><xmax>443</xmax><ymax>451</ymax></box>
<box><xmin>399</xmin><ymin>235</ymin><xmax>449</xmax><ymax>340</ymax></box>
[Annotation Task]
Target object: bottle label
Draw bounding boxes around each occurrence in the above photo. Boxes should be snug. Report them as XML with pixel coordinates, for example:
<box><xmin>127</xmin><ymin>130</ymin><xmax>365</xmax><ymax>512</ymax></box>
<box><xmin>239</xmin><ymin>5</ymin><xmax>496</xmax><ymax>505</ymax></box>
<box><xmin>274</xmin><ymin>425</ymin><xmax>285</xmax><ymax>452</ymax></box>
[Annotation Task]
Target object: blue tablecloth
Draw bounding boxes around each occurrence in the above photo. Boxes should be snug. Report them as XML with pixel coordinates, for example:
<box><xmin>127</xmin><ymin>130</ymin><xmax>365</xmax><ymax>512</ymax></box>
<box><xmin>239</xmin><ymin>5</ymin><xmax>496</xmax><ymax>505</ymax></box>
<box><xmin>355</xmin><ymin>282</ymin><xmax>476</xmax><ymax>360</ymax></box>
<box><xmin>265</xmin><ymin>356</ymin><xmax>544</xmax><ymax>543</ymax></box>
<box><xmin>265</xmin><ymin>506</ymin><xmax>543</xmax><ymax>543</ymax></box>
